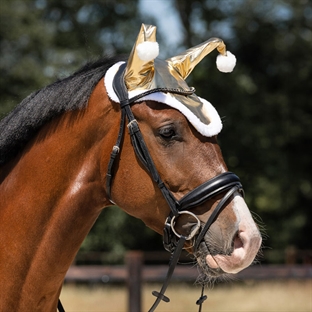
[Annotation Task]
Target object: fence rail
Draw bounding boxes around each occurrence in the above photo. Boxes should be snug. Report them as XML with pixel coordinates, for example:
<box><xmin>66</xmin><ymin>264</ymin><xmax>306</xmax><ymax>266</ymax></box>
<box><xmin>74</xmin><ymin>249</ymin><xmax>312</xmax><ymax>265</ymax></box>
<box><xmin>65</xmin><ymin>264</ymin><xmax>312</xmax><ymax>284</ymax></box>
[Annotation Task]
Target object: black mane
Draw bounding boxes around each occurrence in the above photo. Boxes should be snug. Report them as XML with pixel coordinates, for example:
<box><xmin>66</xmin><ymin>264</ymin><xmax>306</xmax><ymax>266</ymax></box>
<box><xmin>0</xmin><ymin>55</ymin><xmax>125</xmax><ymax>165</ymax></box>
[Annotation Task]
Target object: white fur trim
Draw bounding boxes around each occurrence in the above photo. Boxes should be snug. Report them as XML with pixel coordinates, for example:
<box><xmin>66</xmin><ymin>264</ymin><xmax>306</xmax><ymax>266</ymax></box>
<box><xmin>104</xmin><ymin>62</ymin><xmax>125</xmax><ymax>103</ymax></box>
<box><xmin>104</xmin><ymin>62</ymin><xmax>223</xmax><ymax>137</ymax></box>
<box><xmin>216</xmin><ymin>51</ymin><xmax>236</xmax><ymax>73</ymax></box>
<box><xmin>137</xmin><ymin>41</ymin><xmax>159</xmax><ymax>61</ymax></box>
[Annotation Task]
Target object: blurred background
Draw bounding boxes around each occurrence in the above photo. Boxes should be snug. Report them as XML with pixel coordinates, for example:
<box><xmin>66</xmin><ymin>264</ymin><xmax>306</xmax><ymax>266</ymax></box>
<box><xmin>1</xmin><ymin>1</ymin><xmax>311</xmax><ymax>308</ymax></box>
<box><xmin>2</xmin><ymin>0</ymin><xmax>310</xmax><ymax>264</ymax></box>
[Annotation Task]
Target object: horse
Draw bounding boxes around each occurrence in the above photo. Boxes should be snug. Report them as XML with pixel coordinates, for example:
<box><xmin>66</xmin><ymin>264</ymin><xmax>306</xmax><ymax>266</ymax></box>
<box><xmin>0</xmin><ymin>24</ymin><xmax>262</xmax><ymax>311</ymax></box>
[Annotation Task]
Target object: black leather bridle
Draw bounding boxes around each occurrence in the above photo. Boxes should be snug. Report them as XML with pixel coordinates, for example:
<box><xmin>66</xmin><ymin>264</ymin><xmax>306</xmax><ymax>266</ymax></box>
<box><xmin>104</xmin><ymin>63</ymin><xmax>244</xmax><ymax>312</ymax></box>
<box><xmin>57</xmin><ymin>63</ymin><xmax>244</xmax><ymax>312</ymax></box>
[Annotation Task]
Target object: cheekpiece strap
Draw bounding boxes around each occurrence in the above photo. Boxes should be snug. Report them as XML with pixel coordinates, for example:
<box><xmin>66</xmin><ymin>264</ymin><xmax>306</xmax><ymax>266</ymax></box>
<box><xmin>111</xmin><ymin>63</ymin><xmax>180</xmax><ymax>217</ymax></box>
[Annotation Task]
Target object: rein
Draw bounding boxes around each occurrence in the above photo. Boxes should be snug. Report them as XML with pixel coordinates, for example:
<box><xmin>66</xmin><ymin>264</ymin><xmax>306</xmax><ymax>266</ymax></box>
<box><xmin>58</xmin><ymin>63</ymin><xmax>243</xmax><ymax>311</ymax></box>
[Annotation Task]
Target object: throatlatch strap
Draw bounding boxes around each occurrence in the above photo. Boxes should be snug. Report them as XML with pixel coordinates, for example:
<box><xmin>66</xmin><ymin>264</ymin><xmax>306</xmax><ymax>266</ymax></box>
<box><xmin>106</xmin><ymin>109</ymin><xmax>126</xmax><ymax>200</ymax></box>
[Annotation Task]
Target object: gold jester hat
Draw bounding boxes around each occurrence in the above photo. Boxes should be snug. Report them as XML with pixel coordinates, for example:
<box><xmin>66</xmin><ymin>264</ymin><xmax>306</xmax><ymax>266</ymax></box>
<box><xmin>104</xmin><ymin>24</ymin><xmax>236</xmax><ymax>137</ymax></box>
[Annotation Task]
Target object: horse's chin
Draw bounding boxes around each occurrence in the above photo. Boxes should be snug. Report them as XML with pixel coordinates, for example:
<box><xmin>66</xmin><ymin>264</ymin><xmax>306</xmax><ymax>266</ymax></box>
<box><xmin>196</xmin><ymin>255</ymin><xmax>225</xmax><ymax>279</ymax></box>
<box><xmin>195</xmin><ymin>242</ymin><xmax>227</xmax><ymax>279</ymax></box>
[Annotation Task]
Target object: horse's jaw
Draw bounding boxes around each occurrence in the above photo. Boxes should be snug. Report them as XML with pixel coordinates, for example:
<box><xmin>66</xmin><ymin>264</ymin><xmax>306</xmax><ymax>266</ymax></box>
<box><xmin>195</xmin><ymin>196</ymin><xmax>262</xmax><ymax>278</ymax></box>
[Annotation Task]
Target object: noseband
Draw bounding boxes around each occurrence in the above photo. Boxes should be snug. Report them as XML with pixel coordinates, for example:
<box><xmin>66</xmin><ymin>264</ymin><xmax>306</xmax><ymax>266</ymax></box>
<box><xmin>106</xmin><ymin>63</ymin><xmax>243</xmax><ymax>311</ymax></box>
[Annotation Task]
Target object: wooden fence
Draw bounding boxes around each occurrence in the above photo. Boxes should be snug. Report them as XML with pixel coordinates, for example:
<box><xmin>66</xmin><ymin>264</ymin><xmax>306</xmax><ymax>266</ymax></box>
<box><xmin>65</xmin><ymin>251</ymin><xmax>312</xmax><ymax>312</ymax></box>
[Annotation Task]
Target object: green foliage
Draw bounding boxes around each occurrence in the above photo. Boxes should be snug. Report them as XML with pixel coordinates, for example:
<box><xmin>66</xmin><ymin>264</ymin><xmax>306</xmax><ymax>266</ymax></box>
<box><xmin>0</xmin><ymin>0</ymin><xmax>144</xmax><ymax>118</ymax></box>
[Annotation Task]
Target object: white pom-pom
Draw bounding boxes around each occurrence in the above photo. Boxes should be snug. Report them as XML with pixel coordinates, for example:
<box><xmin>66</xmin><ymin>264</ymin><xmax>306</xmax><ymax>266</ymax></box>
<box><xmin>136</xmin><ymin>41</ymin><xmax>159</xmax><ymax>61</ymax></box>
<box><xmin>216</xmin><ymin>51</ymin><xmax>236</xmax><ymax>73</ymax></box>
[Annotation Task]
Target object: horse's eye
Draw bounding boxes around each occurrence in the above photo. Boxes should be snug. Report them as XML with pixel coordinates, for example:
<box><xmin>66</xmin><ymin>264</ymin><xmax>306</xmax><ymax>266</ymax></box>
<box><xmin>159</xmin><ymin>126</ymin><xmax>176</xmax><ymax>140</ymax></box>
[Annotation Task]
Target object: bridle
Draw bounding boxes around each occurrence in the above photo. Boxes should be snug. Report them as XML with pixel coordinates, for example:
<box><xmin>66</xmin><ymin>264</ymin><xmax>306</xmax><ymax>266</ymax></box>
<box><xmin>58</xmin><ymin>63</ymin><xmax>244</xmax><ymax>312</ymax></box>
<box><xmin>107</xmin><ymin>63</ymin><xmax>244</xmax><ymax>311</ymax></box>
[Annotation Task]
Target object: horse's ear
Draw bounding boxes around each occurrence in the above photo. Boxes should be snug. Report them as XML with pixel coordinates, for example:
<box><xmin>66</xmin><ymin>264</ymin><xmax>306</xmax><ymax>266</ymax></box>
<box><xmin>166</xmin><ymin>38</ymin><xmax>236</xmax><ymax>79</ymax></box>
<box><xmin>124</xmin><ymin>24</ymin><xmax>159</xmax><ymax>91</ymax></box>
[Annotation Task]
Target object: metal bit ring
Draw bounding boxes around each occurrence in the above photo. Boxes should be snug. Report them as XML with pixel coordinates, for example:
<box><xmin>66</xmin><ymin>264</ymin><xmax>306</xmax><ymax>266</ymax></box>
<box><xmin>170</xmin><ymin>211</ymin><xmax>201</xmax><ymax>240</ymax></box>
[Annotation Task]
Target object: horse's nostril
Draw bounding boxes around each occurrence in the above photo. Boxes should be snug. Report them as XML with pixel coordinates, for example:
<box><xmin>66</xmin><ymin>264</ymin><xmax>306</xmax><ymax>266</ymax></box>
<box><xmin>233</xmin><ymin>232</ymin><xmax>244</xmax><ymax>249</ymax></box>
<box><xmin>226</xmin><ymin>231</ymin><xmax>244</xmax><ymax>256</ymax></box>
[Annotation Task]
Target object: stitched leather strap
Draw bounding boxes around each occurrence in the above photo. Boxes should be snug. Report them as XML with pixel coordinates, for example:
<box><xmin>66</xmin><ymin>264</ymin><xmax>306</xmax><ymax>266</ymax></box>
<box><xmin>178</xmin><ymin>172</ymin><xmax>242</xmax><ymax>210</ymax></box>
<box><xmin>112</xmin><ymin>64</ymin><xmax>181</xmax><ymax>216</ymax></box>
<box><xmin>193</xmin><ymin>184</ymin><xmax>242</xmax><ymax>252</ymax></box>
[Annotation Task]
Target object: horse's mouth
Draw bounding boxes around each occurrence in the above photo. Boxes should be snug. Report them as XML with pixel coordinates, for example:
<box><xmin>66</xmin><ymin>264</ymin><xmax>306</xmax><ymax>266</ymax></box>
<box><xmin>179</xmin><ymin>222</ymin><xmax>232</xmax><ymax>278</ymax></box>
<box><xmin>192</xmin><ymin>228</ymin><xmax>241</xmax><ymax>279</ymax></box>
<box><xmin>194</xmin><ymin>241</ymin><xmax>228</xmax><ymax>278</ymax></box>
<box><xmin>194</xmin><ymin>226</ymin><xmax>262</xmax><ymax>279</ymax></box>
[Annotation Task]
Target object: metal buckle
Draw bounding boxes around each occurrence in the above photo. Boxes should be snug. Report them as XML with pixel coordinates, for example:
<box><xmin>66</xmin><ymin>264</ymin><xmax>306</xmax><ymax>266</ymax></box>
<box><xmin>170</xmin><ymin>211</ymin><xmax>201</xmax><ymax>240</ymax></box>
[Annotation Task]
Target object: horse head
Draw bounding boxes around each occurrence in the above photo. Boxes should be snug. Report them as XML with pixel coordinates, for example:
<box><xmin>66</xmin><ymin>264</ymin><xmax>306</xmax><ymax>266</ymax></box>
<box><xmin>104</xmin><ymin>24</ymin><xmax>262</xmax><ymax>280</ymax></box>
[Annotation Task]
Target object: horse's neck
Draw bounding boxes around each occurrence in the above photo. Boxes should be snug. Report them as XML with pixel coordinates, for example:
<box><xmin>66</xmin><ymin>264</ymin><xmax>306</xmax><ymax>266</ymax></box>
<box><xmin>0</xmin><ymin>80</ymin><xmax>117</xmax><ymax>311</ymax></box>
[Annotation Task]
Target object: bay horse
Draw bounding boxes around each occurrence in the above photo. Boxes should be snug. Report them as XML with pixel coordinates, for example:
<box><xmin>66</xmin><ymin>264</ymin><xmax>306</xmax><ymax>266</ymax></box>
<box><xmin>0</xmin><ymin>24</ymin><xmax>262</xmax><ymax>311</ymax></box>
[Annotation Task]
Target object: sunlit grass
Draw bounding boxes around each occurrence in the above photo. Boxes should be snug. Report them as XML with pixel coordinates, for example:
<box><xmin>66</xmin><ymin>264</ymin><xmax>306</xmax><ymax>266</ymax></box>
<box><xmin>60</xmin><ymin>279</ymin><xmax>311</xmax><ymax>312</ymax></box>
